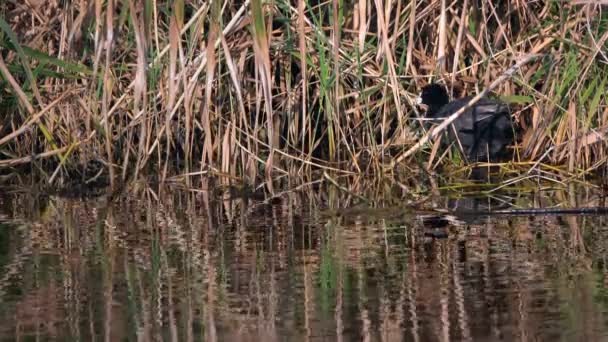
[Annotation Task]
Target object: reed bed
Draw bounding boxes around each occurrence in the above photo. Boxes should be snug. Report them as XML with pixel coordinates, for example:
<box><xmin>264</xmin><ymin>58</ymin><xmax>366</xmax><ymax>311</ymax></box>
<box><xmin>0</xmin><ymin>0</ymin><xmax>607</xmax><ymax>189</ymax></box>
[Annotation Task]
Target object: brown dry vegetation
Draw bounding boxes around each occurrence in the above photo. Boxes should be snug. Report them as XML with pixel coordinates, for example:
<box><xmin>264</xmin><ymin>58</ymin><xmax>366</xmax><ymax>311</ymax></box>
<box><xmin>0</xmin><ymin>0</ymin><xmax>607</xmax><ymax>189</ymax></box>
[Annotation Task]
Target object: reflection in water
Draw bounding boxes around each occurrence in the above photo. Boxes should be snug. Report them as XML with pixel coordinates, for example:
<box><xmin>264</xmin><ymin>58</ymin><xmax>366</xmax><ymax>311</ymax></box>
<box><xmin>0</xmin><ymin>187</ymin><xmax>608</xmax><ymax>341</ymax></box>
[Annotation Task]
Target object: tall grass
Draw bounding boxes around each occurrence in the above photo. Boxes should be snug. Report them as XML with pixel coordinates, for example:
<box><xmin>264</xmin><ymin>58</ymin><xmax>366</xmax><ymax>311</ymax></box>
<box><xmin>0</xmin><ymin>0</ymin><xmax>607</xmax><ymax>188</ymax></box>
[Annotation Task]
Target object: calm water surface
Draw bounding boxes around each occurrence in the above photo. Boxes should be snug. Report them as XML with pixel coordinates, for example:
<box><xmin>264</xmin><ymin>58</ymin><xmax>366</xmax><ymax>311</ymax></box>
<box><xmin>1</xmin><ymin>187</ymin><xmax>608</xmax><ymax>341</ymax></box>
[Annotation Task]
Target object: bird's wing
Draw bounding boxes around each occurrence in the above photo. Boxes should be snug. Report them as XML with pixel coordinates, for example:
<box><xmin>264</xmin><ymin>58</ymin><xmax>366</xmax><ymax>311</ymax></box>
<box><xmin>468</xmin><ymin>101</ymin><xmax>510</xmax><ymax>123</ymax></box>
<box><xmin>435</xmin><ymin>97</ymin><xmax>510</xmax><ymax>129</ymax></box>
<box><xmin>435</xmin><ymin>97</ymin><xmax>509</xmax><ymax>122</ymax></box>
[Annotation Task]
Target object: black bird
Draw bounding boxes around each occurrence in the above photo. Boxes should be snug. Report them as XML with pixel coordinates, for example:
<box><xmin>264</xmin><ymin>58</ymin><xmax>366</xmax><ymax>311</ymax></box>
<box><xmin>416</xmin><ymin>83</ymin><xmax>514</xmax><ymax>162</ymax></box>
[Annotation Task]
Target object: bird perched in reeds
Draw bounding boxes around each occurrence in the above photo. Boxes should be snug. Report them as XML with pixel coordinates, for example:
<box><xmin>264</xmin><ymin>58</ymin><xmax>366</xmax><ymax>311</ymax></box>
<box><xmin>416</xmin><ymin>83</ymin><xmax>514</xmax><ymax>162</ymax></box>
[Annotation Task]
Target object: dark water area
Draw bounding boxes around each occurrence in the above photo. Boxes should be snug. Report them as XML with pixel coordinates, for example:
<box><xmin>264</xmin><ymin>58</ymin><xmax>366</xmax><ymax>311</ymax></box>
<box><xmin>1</xmin><ymin>186</ymin><xmax>608</xmax><ymax>341</ymax></box>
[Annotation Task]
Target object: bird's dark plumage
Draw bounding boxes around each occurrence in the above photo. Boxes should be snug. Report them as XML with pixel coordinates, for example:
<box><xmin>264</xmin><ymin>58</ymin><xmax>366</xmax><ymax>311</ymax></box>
<box><xmin>417</xmin><ymin>83</ymin><xmax>514</xmax><ymax>162</ymax></box>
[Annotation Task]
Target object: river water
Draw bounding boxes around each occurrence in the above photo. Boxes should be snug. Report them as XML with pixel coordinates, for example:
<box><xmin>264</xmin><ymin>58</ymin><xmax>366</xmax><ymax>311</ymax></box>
<box><xmin>1</xmin><ymin>185</ymin><xmax>608</xmax><ymax>341</ymax></box>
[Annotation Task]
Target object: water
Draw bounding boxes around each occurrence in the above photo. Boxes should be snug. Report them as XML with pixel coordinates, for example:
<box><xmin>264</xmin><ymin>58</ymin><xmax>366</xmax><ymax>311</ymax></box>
<box><xmin>1</xmin><ymin>187</ymin><xmax>608</xmax><ymax>341</ymax></box>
